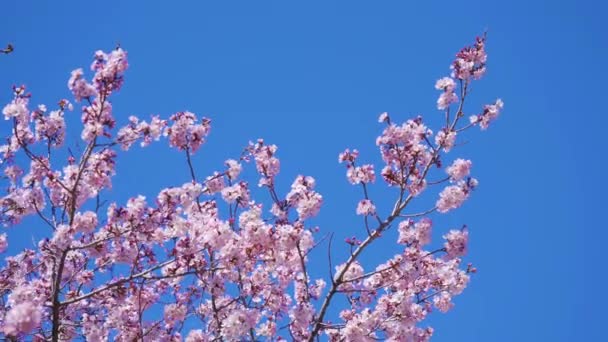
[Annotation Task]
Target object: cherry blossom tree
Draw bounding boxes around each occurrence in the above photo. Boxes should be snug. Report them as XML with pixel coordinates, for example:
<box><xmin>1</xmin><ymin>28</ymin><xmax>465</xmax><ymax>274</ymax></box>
<box><xmin>0</xmin><ymin>35</ymin><xmax>502</xmax><ymax>341</ymax></box>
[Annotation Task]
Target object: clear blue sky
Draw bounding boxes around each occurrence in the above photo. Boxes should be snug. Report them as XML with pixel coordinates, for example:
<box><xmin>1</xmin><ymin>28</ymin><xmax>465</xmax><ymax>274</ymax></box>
<box><xmin>1</xmin><ymin>1</ymin><xmax>605</xmax><ymax>341</ymax></box>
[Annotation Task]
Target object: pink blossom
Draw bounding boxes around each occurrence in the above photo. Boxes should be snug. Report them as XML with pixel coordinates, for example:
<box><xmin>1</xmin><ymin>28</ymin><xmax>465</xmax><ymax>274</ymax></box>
<box><xmin>435</xmin><ymin>129</ymin><xmax>457</xmax><ymax>152</ymax></box>
<box><xmin>246</xmin><ymin>139</ymin><xmax>281</xmax><ymax>187</ymax></box>
<box><xmin>378</xmin><ymin>112</ymin><xmax>389</xmax><ymax>123</ymax></box>
<box><xmin>256</xmin><ymin>321</ymin><xmax>277</xmax><ymax>338</ymax></box>
<box><xmin>376</xmin><ymin>118</ymin><xmax>430</xmax><ymax>147</ymax></box>
<box><xmin>72</xmin><ymin>211</ymin><xmax>98</xmax><ymax>233</ymax></box>
<box><xmin>335</xmin><ymin>261</ymin><xmax>364</xmax><ymax>283</ymax></box>
<box><xmin>375</xmin><ymin>119</ymin><xmax>434</xmax><ymax>195</ymax></box>
<box><xmin>338</xmin><ymin>308</ymin><xmax>380</xmax><ymax>340</ymax></box>
<box><xmin>380</xmin><ymin>165</ymin><xmax>399</xmax><ymax>186</ymax></box>
<box><xmin>0</xmin><ymin>233</ymin><xmax>7</xmax><ymax>253</ymax></box>
<box><xmin>186</xmin><ymin>330</ymin><xmax>208</xmax><ymax>342</ymax></box>
<box><xmin>117</xmin><ymin>115</ymin><xmax>168</xmax><ymax>150</ymax></box>
<box><xmin>446</xmin><ymin>158</ymin><xmax>472</xmax><ymax>181</ymax></box>
<box><xmin>1</xmin><ymin>186</ymin><xmax>45</xmax><ymax>224</ymax></box>
<box><xmin>91</xmin><ymin>48</ymin><xmax>129</xmax><ymax>93</ymax></box>
<box><xmin>270</xmin><ymin>202</ymin><xmax>287</xmax><ymax>219</ymax></box>
<box><xmin>221</xmin><ymin>184</ymin><xmax>241</xmax><ymax>203</ymax></box>
<box><xmin>34</xmin><ymin>109</ymin><xmax>66</xmax><ymax>146</ymax></box>
<box><xmin>204</xmin><ymin>172</ymin><xmax>225</xmax><ymax>193</ymax></box>
<box><xmin>3</xmin><ymin>101</ymin><xmax>28</xmax><ymax>121</ymax></box>
<box><xmin>451</xmin><ymin>35</ymin><xmax>487</xmax><ymax>80</ymax></box>
<box><xmin>164</xmin><ymin>303</ymin><xmax>187</xmax><ymax>326</ymax></box>
<box><xmin>437</xmin><ymin>91</ymin><xmax>458</xmax><ymax>110</ymax></box>
<box><xmin>471</xmin><ymin>98</ymin><xmax>504</xmax><ymax>130</ymax></box>
<box><xmin>407</xmin><ymin>172</ymin><xmax>428</xmax><ymax>197</ymax></box>
<box><xmin>82</xmin><ymin>313</ymin><xmax>108</xmax><ymax>341</ymax></box>
<box><xmin>338</xmin><ymin>148</ymin><xmax>359</xmax><ymax>163</ymax></box>
<box><xmin>398</xmin><ymin>218</ymin><xmax>432</xmax><ymax>245</ymax></box>
<box><xmin>346</xmin><ymin>164</ymin><xmax>376</xmax><ymax>184</ymax></box>
<box><xmin>309</xmin><ymin>279</ymin><xmax>326</xmax><ymax>300</ymax></box>
<box><xmin>80</xmin><ymin>99</ymin><xmax>115</xmax><ymax>141</ymax></box>
<box><xmin>436</xmin><ymin>179</ymin><xmax>477</xmax><ymax>213</ymax></box>
<box><xmin>221</xmin><ymin>182</ymin><xmax>250</xmax><ymax>206</ymax></box>
<box><xmin>289</xmin><ymin>302</ymin><xmax>315</xmax><ymax>339</ymax></box>
<box><xmin>165</xmin><ymin>111</ymin><xmax>211</xmax><ymax>153</ymax></box>
<box><xmin>436</xmin><ymin>184</ymin><xmax>466</xmax><ymax>213</ymax></box>
<box><xmin>435</xmin><ymin>77</ymin><xmax>458</xmax><ymax>110</ymax></box>
<box><xmin>287</xmin><ymin>175</ymin><xmax>322</xmax><ymax>219</ymax></box>
<box><xmin>67</xmin><ymin>68</ymin><xmax>97</xmax><ymax>101</ymax></box>
<box><xmin>444</xmin><ymin>229</ymin><xmax>469</xmax><ymax>258</ymax></box>
<box><xmin>2</xmin><ymin>301</ymin><xmax>42</xmax><ymax>336</ymax></box>
<box><xmin>4</xmin><ymin>165</ymin><xmax>23</xmax><ymax>184</ymax></box>
<box><xmin>223</xmin><ymin>308</ymin><xmax>260</xmax><ymax>340</ymax></box>
<box><xmin>356</xmin><ymin>199</ymin><xmax>376</xmax><ymax>216</ymax></box>
<box><xmin>433</xmin><ymin>292</ymin><xmax>454</xmax><ymax>313</ymax></box>
<box><xmin>225</xmin><ymin>159</ymin><xmax>242</xmax><ymax>180</ymax></box>
<box><xmin>295</xmin><ymin>194</ymin><xmax>323</xmax><ymax>219</ymax></box>
<box><xmin>143</xmin><ymin>116</ymin><xmax>167</xmax><ymax>144</ymax></box>
<box><xmin>435</xmin><ymin>77</ymin><xmax>456</xmax><ymax>92</ymax></box>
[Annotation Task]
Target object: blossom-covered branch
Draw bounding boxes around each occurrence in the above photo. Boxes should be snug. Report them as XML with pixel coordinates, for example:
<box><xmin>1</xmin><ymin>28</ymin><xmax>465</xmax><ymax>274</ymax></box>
<box><xmin>0</xmin><ymin>36</ymin><xmax>502</xmax><ymax>341</ymax></box>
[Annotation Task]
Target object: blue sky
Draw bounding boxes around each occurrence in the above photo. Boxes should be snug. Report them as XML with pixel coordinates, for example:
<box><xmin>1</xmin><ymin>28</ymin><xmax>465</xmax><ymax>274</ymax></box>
<box><xmin>1</xmin><ymin>1</ymin><xmax>606</xmax><ymax>340</ymax></box>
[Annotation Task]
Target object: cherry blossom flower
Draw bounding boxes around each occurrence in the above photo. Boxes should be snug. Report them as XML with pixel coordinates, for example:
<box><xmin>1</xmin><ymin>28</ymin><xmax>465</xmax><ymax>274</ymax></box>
<box><xmin>451</xmin><ymin>35</ymin><xmax>487</xmax><ymax>80</ymax></box>
<box><xmin>470</xmin><ymin>98</ymin><xmax>504</xmax><ymax>130</ymax></box>
<box><xmin>346</xmin><ymin>164</ymin><xmax>376</xmax><ymax>184</ymax></box>
<box><xmin>0</xmin><ymin>233</ymin><xmax>7</xmax><ymax>253</ymax></box>
<box><xmin>433</xmin><ymin>292</ymin><xmax>454</xmax><ymax>313</ymax></box>
<box><xmin>67</xmin><ymin>68</ymin><xmax>96</xmax><ymax>101</ymax></box>
<box><xmin>436</xmin><ymin>178</ymin><xmax>477</xmax><ymax>213</ymax></box>
<box><xmin>444</xmin><ymin>229</ymin><xmax>469</xmax><ymax>258</ymax></box>
<box><xmin>435</xmin><ymin>77</ymin><xmax>458</xmax><ymax>110</ymax></box>
<box><xmin>338</xmin><ymin>148</ymin><xmax>359</xmax><ymax>163</ymax></box>
<box><xmin>225</xmin><ymin>159</ymin><xmax>242</xmax><ymax>180</ymax></box>
<box><xmin>378</xmin><ymin>112</ymin><xmax>389</xmax><ymax>123</ymax></box>
<box><xmin>356</xmin><ymin>199</ymin><xmax>376</xmax><ymax>216</ymax></box>
<box><xmin>435</xmin><ymin>129</ymin><xmax>457</xmax><ymax>152</ymax></box>
<box><xmin>398</xmin><ymin>218</ymin><xmax>432</xmax><ymax>245</ymax></box>
<box><xmin>165</xmin><ymin>111</ymin><xmax>211</xmax><ymax>153</ymax></box>
<box><xmin>2</xmin><ymin>301</ymin><xmax>42</xmax><ymax>336</ymax></box>
<box><xmin>446</xmin><ymin>158</ymin><xmax>472</xmax><ymax>181</ymax></box>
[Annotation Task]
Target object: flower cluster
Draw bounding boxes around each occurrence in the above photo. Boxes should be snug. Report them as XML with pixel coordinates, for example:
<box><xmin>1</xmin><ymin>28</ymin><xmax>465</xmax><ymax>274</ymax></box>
<box><xmin>375</xmin><ymin>115</ymin><xmax>433</xmax><ymax>197</ymax></box>
<box><xmin>286</xmin><ymin>175</ymin><xmax>323</xmax><ymax>220</ymax></box>
<box><xmin>451</xmin><ymin>35</ymin><xmax>487</xmax><ymax>80</ymax></box>
<box><xmin>435</xmin><ymin>128</ymin><xmax>457</xmax><ymax>152</ymax></box>
<box><xmin>470</xmin><ymin>98</ymin><xmax>504</xmax><ymax>130</ymax></box>
<box><xmin>446</xmin><ymin>158</ymin><xmax>472</xmax><ymax>181</ymax></box>
<box><xmin>247</xmin><ymin>139</ymin><xmax>281</xmax><ymax>187</ymax></box>
<box><xmin>165</xmin><ymin>111</ymin><xmax>211</xmax><ymax>153</ymax></box>
<box><xmin>116</xmin><ymin>115</ymin><xmax>167</xmax><ymax>150</ymax></box>
<box><xmin>436</xmin><ymin>178</ymin><xmax>478</xmax><ymax>213</ymax></box>
<box><xmin>32</xmin><ymin>104</ymin><xmax>67</xmax><ymax>146</ymax></box>
<box><xmin>435</xmin><ymin>77</ymin><xmax>458</xmax><ymax>110</ymax></box>
<box><xmin>339</xmin><ymin>149</ymin><xmax>376</xmax><ymax>185</ymax></box>
<box><xmin>356</xmin><ymin>199</ymin><xmax>376</xmax><ymax>216</ymax></box>
<box><xmin>67</xmin><ymin>68</ymin><xmax>96</xmax><ymax>102</ymax></box>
